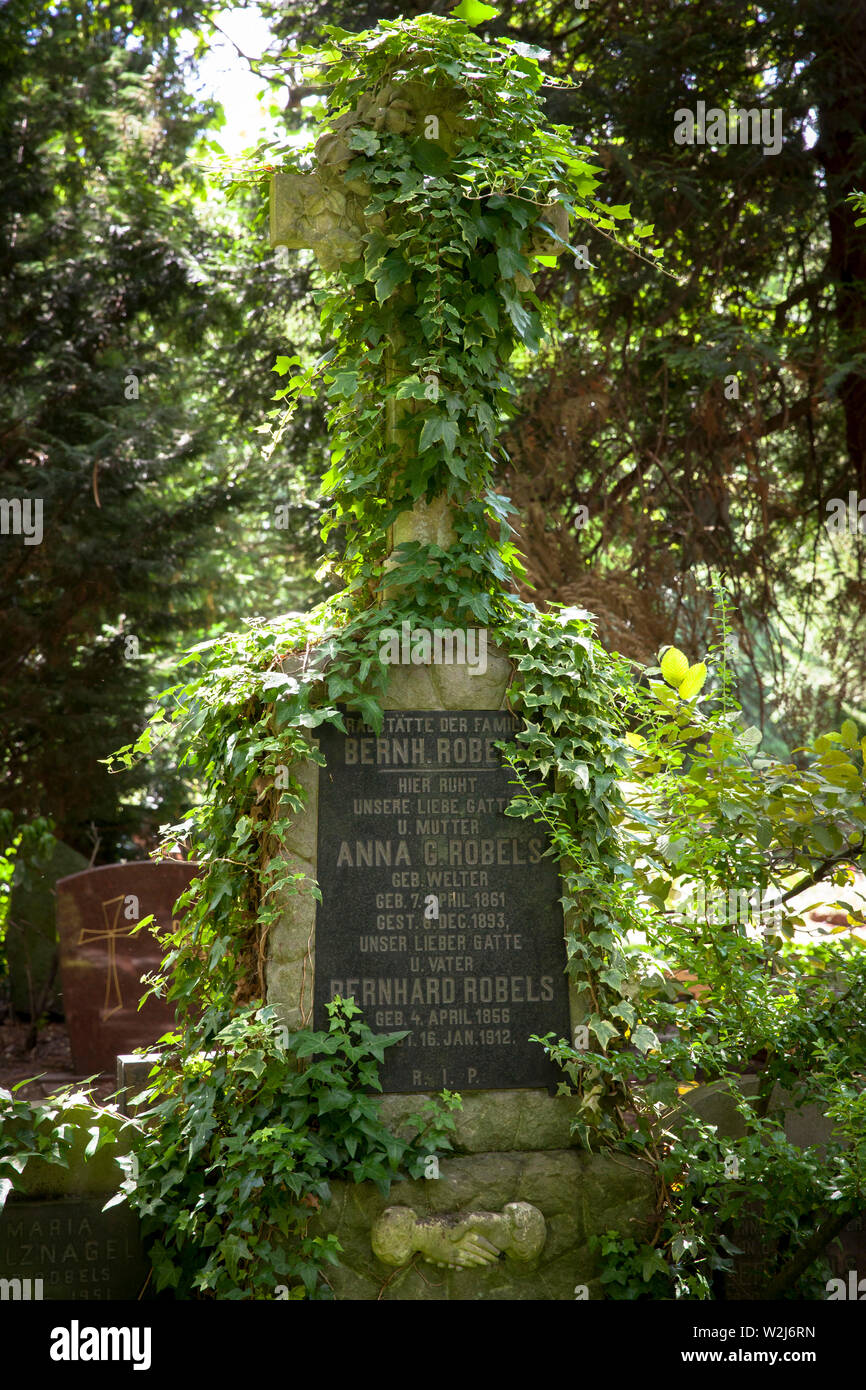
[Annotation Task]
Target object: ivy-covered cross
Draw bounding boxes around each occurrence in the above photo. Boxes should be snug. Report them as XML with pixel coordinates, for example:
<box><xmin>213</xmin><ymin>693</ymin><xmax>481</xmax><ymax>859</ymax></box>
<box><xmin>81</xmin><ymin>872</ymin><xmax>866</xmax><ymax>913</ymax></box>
<box><xmin>264</xmin><ymin>13</ymin><xmax>650</xmax><ymax>617</ymax></box>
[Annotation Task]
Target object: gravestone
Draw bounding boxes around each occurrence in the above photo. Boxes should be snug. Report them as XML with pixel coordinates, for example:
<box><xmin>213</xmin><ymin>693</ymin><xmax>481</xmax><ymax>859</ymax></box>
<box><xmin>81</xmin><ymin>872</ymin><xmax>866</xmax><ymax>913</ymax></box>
<box><xmin>827</xmin><ymin>1213</ymin><xmax>866</xmax><ymax>1287</ymax></box>
<box><xmin>261</xmin><ymin>26</ymin><xmax>656</xmax><ymax>1298</ymax></box>
<box><xmin>6</xmin><ymin>839</ymin><xmax>88</xmax><ymax>1018</ymax></box>
<box><xmin>679</xmin><ymin>1079</ymin><xmax>866</xmax><ymax>1298</ymax></box>
<box><xmin>268</xmin><ymin>653</ymin><xmax>655</xmax><ymax>1299</ymax></box>
<box><xmin>0</xmin><ymin>1196</ymin><xmax>148</xmax><ymax>1301</ymax></box>
<box><xmin>55</xmin><ymin>861</ymin><xmax>198</xmax><ymax>1073</ymax></box>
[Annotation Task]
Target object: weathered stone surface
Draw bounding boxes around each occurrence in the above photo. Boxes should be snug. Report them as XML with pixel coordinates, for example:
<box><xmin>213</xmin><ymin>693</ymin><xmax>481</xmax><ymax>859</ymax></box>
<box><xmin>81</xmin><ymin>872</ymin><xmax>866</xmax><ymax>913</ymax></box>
<box><xmin>265</xmin><ymin>737</ymin><xmax>320</xmax><ymax>1032</ymax></box>
<box><xmin>265</xmin><ymin>652</ymin><xmax>540</xmax><ymax>1039</ymax></box>
<box><xmin>380</xmin><ymin>644</ymin><xmax>512</xmax><ymax>712</ymax></box>
<box><xmin>263</xmin><ymin>597</ymin><xmax>593</xmax><ymax>1298</ymax></box>
<box><xmin>677</xmin><ymin>1076</ymin><xmax>838</xmax><ymax>1152</ymax></box>
<box><xmin>279</xmin><ymin>747</ymin><xmax>319</xmax><ymax>865</ymax></box>
<box><xmin>371</xmin><ymin>1201</ymin><xmax>546</xmax><ymax>1268</ymax></box>
<box><xmin>390</xmin><ymin>495</ymin><xmax>456</xmax><ymax>552</ymax></box>
<box><xmin>774</xmin><ymin>1087</ymin><xmax>837</xmax><ymax>1154</ymax></box>
<box><xmin>0</xmin><ymin>1194</ymin><xmax>148</xmax><ymax>1301</ymax></box>
<box><xmin>270</xmin><ymin>171</ymin><xmax>371</xmax><ymax>271</ymax></box>
<box><xmin>270</xmin><ymin>79</ymin><xmax>474</xmax><ymax>272</ymax></box>
<box><xmin>379</xmin><ymin>1089</ymin><xmax>580</xmax><ymax>1153</ymax></box>
<box><xmin>12</xmin><ymin>1099</ymin><xmax>134</xmax><ymax>1198</ymax></box>
<box><xmin>673</xmin><ymin>1076</ymin><xmax>866</xmax><ymax>1298</ymax></box>
<box><xmin>1</xmin><ymin>1098</ymin><xmax>149</xmax><ymax>1300</ymax></box>
<box><xmin>672</xmin><ymin>1076</ymin><xmax>761</xmax><ymax>1142</ymax></box>
<box><xmin>314</xmin><ymin>707</ymin><xmax>571</xmax><ymax>1091</ymax></box>
<box><xmin>115</xmin><ymin>1053</ymin><xmax>161</xmax><ymax>1118</ymax></box>
<box><xmin>309</xmin><ymin>1149</ymin><xmax>655</xmax><ymax>1300</ymax></box>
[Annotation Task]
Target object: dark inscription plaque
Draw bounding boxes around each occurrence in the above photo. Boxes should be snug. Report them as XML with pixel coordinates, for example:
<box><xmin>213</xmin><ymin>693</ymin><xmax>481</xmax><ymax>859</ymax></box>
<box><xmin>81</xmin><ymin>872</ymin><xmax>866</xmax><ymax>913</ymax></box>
<box><xmin>314</xmin><ymin>709</ymin><xmax>571</xmax><ymax>1091</ymax></box>
<box><xmin>0</xmin><ymin>1197</ymin><xmax>149</xmax><ymax>1301</ymax></box>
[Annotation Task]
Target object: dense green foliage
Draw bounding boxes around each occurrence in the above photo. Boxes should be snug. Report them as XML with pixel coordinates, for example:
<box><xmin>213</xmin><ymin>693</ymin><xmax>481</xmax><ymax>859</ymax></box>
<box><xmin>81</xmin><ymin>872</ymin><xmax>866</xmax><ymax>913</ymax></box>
<box><xmin>260</xmin><ymin>0</ymin><xmax>866</xmax><ymax>746</ymax></box>
<box><xmin>104</xmin><ymin>14</ymin><xmax>866</xmax><ymax>1301</ymax></box>
<box><xmin>252</xmin><ymin>11</ymin><xmax>654</xmax><ymax>614</ymax></box>
<box><xmin>530</xmin><ymin>621</ymin><xmax>866</xmax><ymax>1296</ymax></box>
<box><xmin>4</xmin><ymin>0</ymin><xmax>865</xmax><ymax>848</ymax></box>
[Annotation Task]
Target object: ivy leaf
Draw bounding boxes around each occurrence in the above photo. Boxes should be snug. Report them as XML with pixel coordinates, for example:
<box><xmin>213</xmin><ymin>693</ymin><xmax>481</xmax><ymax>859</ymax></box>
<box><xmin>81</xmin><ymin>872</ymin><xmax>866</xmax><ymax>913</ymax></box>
<box><xmin>350</xmin><ymin>695</ymin><xmax>384</xmax><ymax>734</ymax></box>
<box><xmin>410</xmin><ymin>138</ymin><xmax>450</xmax><ymax>177</ymax></box>
<box><xmin>348</xmin><ymin>128</ymin><xmax>380</xmax><ymax>156</ymax></box>
<box><xmin>503</xmin><ymin>292</ymin><xmax>537</xmax><ymax>346</ymax></box>
<box><xmin>394</xmin><ymin>377</ymin><xmax>428</xmax><ymax>400</ymax></box>
<box><xmin>326</xmin><ymin>371</ymin><xmax>359</xmax><ymax>398</ymax></box>
<box><xmin>452</xmin><ymin>0</ymin><xmax>500</xmax><ymax>23</ymax></box>
<box><xmin>273</xmin><ymin>355</ymin><xmax>302</xmax><ymax>376</ymax></box>
<box><xmin>562</xmin><ymin>760</ymin><xmax>589</xmax><ymax>790</ymax></box>
<box><xmin>671</xmin><ymin>1233</ymin><xmax>695</xmax><ymax>1261</ymax></box>
<box><xmin>630</xmin><ymin>1024</ymin><xmax>660</xmax><ymax>1054</ymax></box>
<box><xmin>371</xmin><ymin>255</ymin><xmax>411</xmax><ymax>302</ymax></box>
<box><xmin>610</xmin><ymin>1000</ymin><xmax>636</xmax><ymax>1028</ymax></box>
<box><xmin>496</xmin><ymin>245</ymin><xmax>528</xmax><ymax>280</ymax></box>
<box><xmin>589</xmin><ymin>1016</ymin><xmax>619</xmax><ymax>1050</ymax></box>
<box><xmin>440</xmin><ymin>420</ymin><xmax>458</xmax><ymax>454</ymax></box>
<box><xmin>473</xmin><ymin>292</ymin><xmax>499</xmax><ymax>332</ymax></box>
<box><xmin>101</xmin><ymin>1191</ymin><xmax>129</xmax><ymax>1212</ymax></box>
<box><xmin>418</xmin><ymin>415</ymin><xmax>445</xmax><ymax>452</ymax></box>
<box><xmin>718</xmin><ymin>1235</ymin><xmax>745</xmax><ymax>1256</ymax></box>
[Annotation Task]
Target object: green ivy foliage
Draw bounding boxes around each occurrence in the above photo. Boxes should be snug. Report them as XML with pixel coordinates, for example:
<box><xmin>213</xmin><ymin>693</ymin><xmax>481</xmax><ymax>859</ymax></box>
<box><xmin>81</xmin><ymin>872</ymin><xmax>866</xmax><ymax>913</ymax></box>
<box><xmin>251</xmin><ymin>11</ymin><xmax>655</xmax><ymax>611</ymax></box>
<box><xmin>111</xmin><ymin>565</ymin><xmax>866</xmax><ymax>1296</ymax></box>
<box><xmin>125</xmin><ymin>1000</ymin><xmax>460</xmax><ymax>1300</ymax></box>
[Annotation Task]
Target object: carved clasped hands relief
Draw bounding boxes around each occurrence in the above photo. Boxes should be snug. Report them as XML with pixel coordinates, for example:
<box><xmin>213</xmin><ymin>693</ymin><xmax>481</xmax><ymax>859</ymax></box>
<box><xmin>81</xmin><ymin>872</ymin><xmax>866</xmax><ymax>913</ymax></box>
<box><xmin>371</xmin><ymin>1201</ymin><xmax>546</xmax><ymax>1271</ymax></box>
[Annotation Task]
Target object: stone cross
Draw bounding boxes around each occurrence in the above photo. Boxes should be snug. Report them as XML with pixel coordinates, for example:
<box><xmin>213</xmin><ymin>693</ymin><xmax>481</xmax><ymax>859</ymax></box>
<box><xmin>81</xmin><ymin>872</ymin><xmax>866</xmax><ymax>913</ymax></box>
<box><xmin>268</xmin><ymin>72</ymin><xmax>571</xmax><ymax>566</ymax></box>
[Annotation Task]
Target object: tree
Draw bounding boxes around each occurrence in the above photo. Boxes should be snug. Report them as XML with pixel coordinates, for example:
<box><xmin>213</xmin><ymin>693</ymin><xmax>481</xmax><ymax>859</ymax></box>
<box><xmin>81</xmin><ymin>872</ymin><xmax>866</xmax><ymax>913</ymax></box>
<box><xmin>0</xmin><ymin>0</ymin><xmax>326</xmax><ymax>857</ymax></box>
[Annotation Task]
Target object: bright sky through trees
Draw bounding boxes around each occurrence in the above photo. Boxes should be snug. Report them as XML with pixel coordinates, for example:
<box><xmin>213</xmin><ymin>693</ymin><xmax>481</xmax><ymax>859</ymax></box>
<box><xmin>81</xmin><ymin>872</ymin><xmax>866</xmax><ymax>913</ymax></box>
<box><xmin>182</xmin><ymin>5</ymin><xmax>280</xmax><ymax>155</ymax></box>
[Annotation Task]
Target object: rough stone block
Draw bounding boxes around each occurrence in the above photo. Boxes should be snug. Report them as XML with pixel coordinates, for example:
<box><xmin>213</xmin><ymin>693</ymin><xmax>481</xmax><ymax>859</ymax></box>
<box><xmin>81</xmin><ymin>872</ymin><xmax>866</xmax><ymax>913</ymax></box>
<box><xmin>308</xmin><ymin>1148</ymin><xmax>655</xmax><ymax>1300</ymax></box>
<box><xmin>379</xmin><ymin>1088</ymin><xmax>579</xmax><ymax>1153</ymax></box>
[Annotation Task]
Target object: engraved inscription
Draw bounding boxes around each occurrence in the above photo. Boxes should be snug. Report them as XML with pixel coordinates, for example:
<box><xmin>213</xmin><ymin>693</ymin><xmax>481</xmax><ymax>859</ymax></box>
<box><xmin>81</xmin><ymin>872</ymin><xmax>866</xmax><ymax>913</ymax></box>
<box><xmin>0</xmin><ymin>1198</ymin><xmax>148</xmax><ymax>1301</ymax></box>
<box><xmin>314</xmin><ymin>710</ymin><xmax>571</xmax><ymax>1091</ymax></box>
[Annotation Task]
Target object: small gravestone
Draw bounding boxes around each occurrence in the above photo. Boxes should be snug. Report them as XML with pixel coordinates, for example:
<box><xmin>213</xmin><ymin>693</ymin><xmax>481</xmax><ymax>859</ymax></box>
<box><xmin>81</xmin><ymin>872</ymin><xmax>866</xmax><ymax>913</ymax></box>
<box><xmin>0</xmin><ymin>1196</ymin><xmax>148</xmax><ymax>1301</ymax></box>
<box><xmin>55</xmin><ymin>861</ymin><xmax>198</xmax><ymax>1073</ymax></box>
<box><xmin>315</xmin><ymin>709</ymin><xmax>571</xmax><ymax>1092</ymax></box>
<box><xmin>725</xmin><ymin>1212</ymin><xmax>769</xmax><ymax>1297</ymax></box>
<box><xmin>6</xmin><ymin>840</ymin><xmax>88</xmax><ymax>1018</ymax></box>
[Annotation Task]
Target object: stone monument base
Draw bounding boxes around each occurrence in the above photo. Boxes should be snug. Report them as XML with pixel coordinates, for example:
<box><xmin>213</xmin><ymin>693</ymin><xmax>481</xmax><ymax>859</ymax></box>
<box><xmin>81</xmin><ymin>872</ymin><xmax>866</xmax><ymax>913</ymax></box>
<box><xmin>310</xmin><ymin>1149</ymin><xmax>655</xmax><ymax>1300</ymax></box>
<box><xmin>266</xmin><ymin>644</ymin><xmax>658</xmax><ymax>1298</ymax></box>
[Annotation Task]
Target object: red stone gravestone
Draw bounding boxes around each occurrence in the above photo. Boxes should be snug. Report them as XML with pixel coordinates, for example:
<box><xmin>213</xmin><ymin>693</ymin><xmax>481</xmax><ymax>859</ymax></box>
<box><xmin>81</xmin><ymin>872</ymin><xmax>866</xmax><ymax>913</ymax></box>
<box><xmin>56</xmin><ymin>860</ymin><xmax>199</xmax><ymax>1073</ymax></box>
